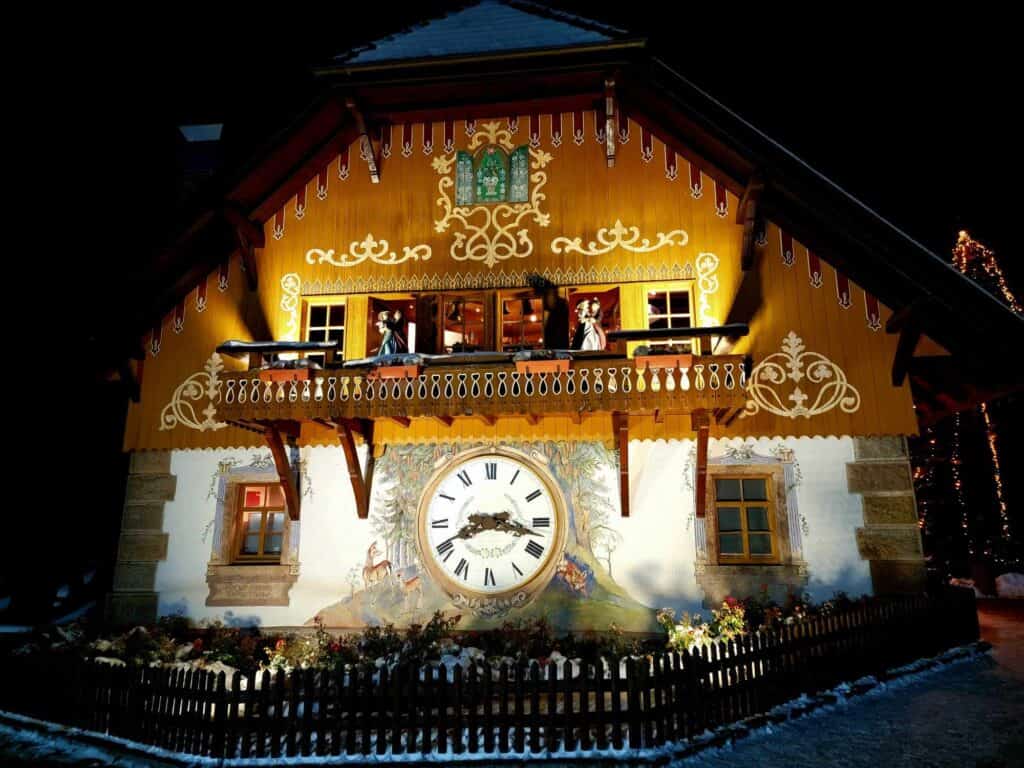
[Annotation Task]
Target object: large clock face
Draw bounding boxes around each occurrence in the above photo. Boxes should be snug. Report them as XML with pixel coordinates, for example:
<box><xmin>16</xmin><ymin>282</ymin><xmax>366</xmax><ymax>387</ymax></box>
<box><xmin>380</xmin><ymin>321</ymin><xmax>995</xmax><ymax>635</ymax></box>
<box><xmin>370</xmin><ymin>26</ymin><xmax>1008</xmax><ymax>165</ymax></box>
<box><xmin>417</xmin><ymin>448</ymin><xmax>566</xmax><ymax>602</ymax></box>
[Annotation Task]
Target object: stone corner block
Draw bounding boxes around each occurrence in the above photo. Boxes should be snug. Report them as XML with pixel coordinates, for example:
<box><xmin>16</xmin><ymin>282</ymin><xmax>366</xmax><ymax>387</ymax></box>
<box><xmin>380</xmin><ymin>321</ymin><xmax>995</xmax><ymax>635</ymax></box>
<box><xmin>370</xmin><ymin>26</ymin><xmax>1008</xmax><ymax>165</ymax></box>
<box><xmin>863</xmin><ymin>495</ymin><xmax>918</xmax><ymax>525</ymax></box>
<box><xmin>855</xmin><ymin>525</ymin><xmax>924</xmax><ymax>561</ymax></box>
<box><xmin>105</xmin><ymin>592</ymin><xmax>159</xmax><ymax>627</ymax></box>
<box><xmin>129</xmin><ymin>451</ymin><xmax>172</xmax><ymax>475</ymax></box>
<box><xmin>117</xmin><ymin>531</ymin><xmax>169</xmax><ymax>562</ymax></box>
<box><xmin>112</xmin><ymin>562</ymin><xmax>159</xmax><ymax>592</ymax></box>
<box><xmin>122</xmin><ymin>502</ymin><xmax>165</xmax><ymax>532</ymax></box>
<box><xmin>846</xmin><ymin>461</ymin><xmax>912</xmax><ymax>494</ymax></box>
<box><xmin>125</xmin><ymin>474</ymin><xmax>177</xmax><ymax>503</ymax></box>
<box><xmin>853</xmin><ymin>436</ymin><xmax>907</xmax><ymax>461</ymax></box>
<box><xmin>870</xmin><ymin>561</ymin><xmax>927</xmax><ymax>595</ymax></box>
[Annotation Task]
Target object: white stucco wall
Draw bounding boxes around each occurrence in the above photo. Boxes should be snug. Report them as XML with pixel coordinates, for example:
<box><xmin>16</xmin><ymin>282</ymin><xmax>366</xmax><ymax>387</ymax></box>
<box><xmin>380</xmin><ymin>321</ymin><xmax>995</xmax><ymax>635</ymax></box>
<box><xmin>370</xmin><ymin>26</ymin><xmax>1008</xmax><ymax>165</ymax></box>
<box><xmin>155</xmin><ymin>436</ymin><xmax>871</xmax><ymax>627</ymax></box>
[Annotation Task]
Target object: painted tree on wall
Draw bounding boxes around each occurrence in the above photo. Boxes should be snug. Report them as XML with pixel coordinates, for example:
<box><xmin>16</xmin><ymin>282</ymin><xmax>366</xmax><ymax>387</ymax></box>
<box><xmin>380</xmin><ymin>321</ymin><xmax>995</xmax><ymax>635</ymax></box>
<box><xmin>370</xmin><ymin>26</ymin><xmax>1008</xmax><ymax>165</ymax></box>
<box><xmin>372</xmin><ymin>444</ymin><xmax>452</xmax><ymax>567</ymax></box>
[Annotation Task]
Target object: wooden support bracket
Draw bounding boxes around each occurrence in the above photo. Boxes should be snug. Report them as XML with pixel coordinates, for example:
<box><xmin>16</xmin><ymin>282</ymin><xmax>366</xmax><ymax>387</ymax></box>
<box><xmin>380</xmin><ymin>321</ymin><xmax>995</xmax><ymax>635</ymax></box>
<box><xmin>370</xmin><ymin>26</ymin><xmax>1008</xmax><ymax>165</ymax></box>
<box><xmin>337</xmin><ymin>419</ymin><xmax>374</xmax><ymax>519</ymax></box>
<box><xmin>223</xmin><ymin>205</ymin><xmax>265</xmax><ymax>291</ymax></box>
<box><xmin>736</xmin><ymin>174</ymin><xmax>764</xmax><ymax>271</ymax></box>
<box><xmin>613</xmin><ymin>411</ymin><xmax>630</xmax><ymax>517</ymax></box>
<box><xmin>604</xmin><ymin>78</ymin><xmax>617</xmax><ymax>168</ymax></box>
<box><xmin>263</xmin><ymin>424</ymin><xmax>301</xmax><ymax>521</ymax></box>
<box><xmin>692</xmin><ymin>410</ymin><xmax>710</xmax><ymax>520</ymax></box>
<box><xmin>345</xmin><ymin>98</ymin><xmax>380</xmax><ymax>184</ymax></box>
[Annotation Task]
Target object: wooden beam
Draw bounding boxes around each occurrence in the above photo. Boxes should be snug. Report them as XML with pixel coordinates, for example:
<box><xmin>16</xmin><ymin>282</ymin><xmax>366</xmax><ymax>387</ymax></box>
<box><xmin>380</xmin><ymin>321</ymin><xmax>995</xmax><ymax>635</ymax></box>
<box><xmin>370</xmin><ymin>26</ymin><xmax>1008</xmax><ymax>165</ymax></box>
<box><xmin>476</xmin><ymin>414</ymin><xmax>497</xmax><ymax>426</ymax></box>
<box><xmin>891</xmin><ymin>324</ymin><xmax>922</xmax><ymax>387</ymax></box>
<box><xmin>525</xmin><ymin>414</ymin><xmax>541</xmax><ymax>426</ymax></box>
<box><xmin>604</xmin><ymin>78</ymin><xmax>616</xmax><ymax>168</ymax></box>
<box><xmin>390</xmin><ymin>416</ymin><xmax>411</xmax><ymax>428</ymax></box>
<box><xmin>223</xmin><ymin>205</ymin><xmax>264</xmax><ymax>291</ymax></box>
<box><xmin>263</xmin><ymin>425</ymin><xmax>301</xmax><ymax>521</ymax></box>
<box><xmin>345</xmin><ymin>98</ymin><xmax>380</xmax><ymax>184</ymax></box>
<box><xmin>118</xmin><ymin>360</ymin><xmax>140</xmax><ymax>403</ymax></box>
<box><xmin>736</xmin><ymin>174</ymin><xmax>764</xmax><ymax>271</ymax></box>
<box><xmin>692</xmin><ymin>410</ymin><xmax>710</xmax><ymax>520</ymax></box>
<box><xmin>337</xmin><ymin>422</ymin><xmax>371</xmax><ymax>519</ymax></box>
<box><xmin>431</xmin><ymin>415</ymin><xmax>454</xmax><ymax>427</ymax></box>
<box><xmin>612</xmin><ymin>412</ymin><xmax>630</xmax><ymax>517</ymax></box>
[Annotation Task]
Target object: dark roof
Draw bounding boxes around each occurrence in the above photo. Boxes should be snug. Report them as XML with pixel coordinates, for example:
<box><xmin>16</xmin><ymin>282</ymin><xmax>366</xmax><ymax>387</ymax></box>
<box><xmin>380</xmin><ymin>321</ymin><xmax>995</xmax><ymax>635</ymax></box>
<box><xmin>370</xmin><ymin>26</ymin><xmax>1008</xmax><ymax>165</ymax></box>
<box><xmin>336</xmin><ymin>0</ymin><xmax>625</xmax><ymax>67</ymax></box>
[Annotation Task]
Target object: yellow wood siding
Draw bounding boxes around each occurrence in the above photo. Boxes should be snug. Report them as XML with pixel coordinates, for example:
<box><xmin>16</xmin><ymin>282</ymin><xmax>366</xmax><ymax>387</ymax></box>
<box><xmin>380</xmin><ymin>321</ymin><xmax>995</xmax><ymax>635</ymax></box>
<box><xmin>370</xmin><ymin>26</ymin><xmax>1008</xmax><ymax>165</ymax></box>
<box><xmin>124</xmin><ymin>114</ymin><xmax>917</xmax><ymax>451</ymax></box>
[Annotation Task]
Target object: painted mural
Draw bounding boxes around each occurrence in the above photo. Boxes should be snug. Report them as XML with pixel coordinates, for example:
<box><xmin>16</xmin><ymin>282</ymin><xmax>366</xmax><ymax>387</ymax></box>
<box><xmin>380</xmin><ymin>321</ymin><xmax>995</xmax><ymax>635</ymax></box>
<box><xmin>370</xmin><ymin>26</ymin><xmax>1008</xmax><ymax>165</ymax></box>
<box><xmin>307</xmin><ymin>441</ymin><xmax>659</xmax><ymax>633</ymax></box>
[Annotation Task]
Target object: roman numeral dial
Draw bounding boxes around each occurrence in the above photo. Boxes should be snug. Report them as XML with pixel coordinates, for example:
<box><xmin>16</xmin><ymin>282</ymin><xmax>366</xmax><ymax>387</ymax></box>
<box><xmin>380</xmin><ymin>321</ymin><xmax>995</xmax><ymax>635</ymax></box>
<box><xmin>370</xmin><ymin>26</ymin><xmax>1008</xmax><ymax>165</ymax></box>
<box><xmin>420</xmin><ymin>452</ymin><xmax>564</xmax><ymax>599</ymax></box>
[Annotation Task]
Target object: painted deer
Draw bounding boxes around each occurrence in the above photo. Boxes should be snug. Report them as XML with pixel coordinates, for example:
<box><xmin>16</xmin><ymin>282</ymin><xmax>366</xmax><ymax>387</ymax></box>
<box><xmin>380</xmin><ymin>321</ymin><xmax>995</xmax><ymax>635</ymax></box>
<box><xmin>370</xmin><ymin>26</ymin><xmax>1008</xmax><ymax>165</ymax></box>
<box><xmin>396</xmin><ymin>573</ymin><xmax>423</xmax><ymax>611</ymax></box>
<box><xmin>362</xmin><ymin>542</ymin><xmax>392</xmax><ymax>589</ymax></box>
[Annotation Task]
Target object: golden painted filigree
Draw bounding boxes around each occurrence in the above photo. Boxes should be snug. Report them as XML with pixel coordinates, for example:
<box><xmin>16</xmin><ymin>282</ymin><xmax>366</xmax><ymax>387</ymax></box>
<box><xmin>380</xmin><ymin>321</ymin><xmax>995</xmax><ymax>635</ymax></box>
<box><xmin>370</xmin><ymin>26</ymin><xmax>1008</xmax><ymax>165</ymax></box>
<box><xmin>306</xmin><ymin>235</ymin><xmax>431</xmax><ymax>268</ymax></box>
<box><xmin>280</xmin><ymin>273</ymin><xmax>300</xmax><ymax>339</ymax></box>
<box><xmin>550</xmin><ymin>220</ymin><xmax>688</xmax><ymax>257</ymax></box>
<box><xmin>159</xmin><ymin>353</ymin><xmax>228</xmax><ymax>432</ymax></box>
<box><xmin>433</xmin><ymin>120</ymin><xmax>552</xmax><ymax>268</ymax></box>
<box><xmin>743</xmin><ymin>332</ymin><xmax>861</xmax><ymax>419</ymax></box>
<box><xmin>696</xmin><ymin>252</ymin><xmax>720</xmax><ymax>327</ymax></box>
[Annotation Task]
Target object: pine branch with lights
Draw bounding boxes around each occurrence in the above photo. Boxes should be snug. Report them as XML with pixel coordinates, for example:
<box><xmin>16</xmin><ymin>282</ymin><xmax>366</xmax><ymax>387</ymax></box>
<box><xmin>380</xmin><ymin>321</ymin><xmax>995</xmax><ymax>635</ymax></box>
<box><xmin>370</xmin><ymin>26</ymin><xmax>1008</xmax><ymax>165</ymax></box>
<box><xmin>910</xmin><ymin>231</ymin><xmax>1022</xmax><ymax>582</ymax></box>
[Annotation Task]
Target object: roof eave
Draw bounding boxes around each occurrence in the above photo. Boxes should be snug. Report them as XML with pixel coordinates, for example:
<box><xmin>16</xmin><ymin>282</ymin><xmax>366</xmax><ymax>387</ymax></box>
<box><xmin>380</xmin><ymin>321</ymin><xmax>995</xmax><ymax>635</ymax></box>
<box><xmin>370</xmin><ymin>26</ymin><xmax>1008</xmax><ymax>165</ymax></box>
<box><xmin>315</xmin><ymin>38</ymin><xmax>648</xmax><ymax>80</ymax></box>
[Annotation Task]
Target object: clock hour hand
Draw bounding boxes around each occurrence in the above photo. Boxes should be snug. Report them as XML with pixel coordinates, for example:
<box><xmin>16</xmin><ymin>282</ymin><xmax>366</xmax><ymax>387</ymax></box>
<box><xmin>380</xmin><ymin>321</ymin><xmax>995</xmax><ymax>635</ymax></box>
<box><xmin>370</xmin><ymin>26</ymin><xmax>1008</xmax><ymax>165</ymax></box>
<box><xmin>494</xmin><ymin>511</ymin><xmax>539</xmax><ymax>538</ymax></box>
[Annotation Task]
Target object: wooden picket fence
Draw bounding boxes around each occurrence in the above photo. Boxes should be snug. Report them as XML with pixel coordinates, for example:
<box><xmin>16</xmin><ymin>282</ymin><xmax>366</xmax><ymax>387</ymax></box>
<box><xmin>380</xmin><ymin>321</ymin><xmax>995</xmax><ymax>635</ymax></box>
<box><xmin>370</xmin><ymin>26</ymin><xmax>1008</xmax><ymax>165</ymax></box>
<box><xmin>3</xmin><ymin>590</ymin><xmax>978</xmax><ymax>759</ymax></box>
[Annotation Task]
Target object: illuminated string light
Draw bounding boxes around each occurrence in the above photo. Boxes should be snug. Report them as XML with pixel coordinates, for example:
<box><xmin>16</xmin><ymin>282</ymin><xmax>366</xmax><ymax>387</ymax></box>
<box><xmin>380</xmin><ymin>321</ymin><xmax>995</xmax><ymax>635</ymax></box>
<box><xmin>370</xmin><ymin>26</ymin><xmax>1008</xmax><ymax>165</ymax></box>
<box><xmin>950</xmin><ymin>231</ymin><xmax>1019</xmax><ymax>550</ymax></box>
<box><xmin>949</xmin><ymin>413</ymin><xmax>973</xmax><ymax>556</ymax></box>
<box><xmin>980</xmin><ymin>403</ymin><xmax>1011</xmax><ymax>542</ymax></box>
<box><xmin>952</xmin><ymin>231</ymin><xmax>1022</xmax><ymax>313</ymax></box>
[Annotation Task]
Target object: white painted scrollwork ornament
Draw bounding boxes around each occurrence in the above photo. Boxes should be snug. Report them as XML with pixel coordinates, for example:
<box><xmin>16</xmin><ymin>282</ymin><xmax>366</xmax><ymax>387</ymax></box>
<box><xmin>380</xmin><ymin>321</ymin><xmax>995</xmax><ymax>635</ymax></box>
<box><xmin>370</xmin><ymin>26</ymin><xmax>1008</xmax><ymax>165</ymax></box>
<box><xmin>743</xmin><ymin>332</ymin><xmax>861</xmax><ymax>419</ymax></box>
<box><xmin>158</xmin><ymin>353</ymin><xmax>229</xmax><ymax>432</ymax></box>
<box><xmin>280</xmin><ymin>273</ymin><xmax>300</xmax><ymax>339</ymax></box>
<box><xmin>432</xmin><ymin>121</ymin><xmax>552</xmax><ymax>268</ymax></box>
<box><xmin>550</xmin><ymin>220</ymin><xmax>688</xmax><ymax>257</ymax></box>
<box><xmin>696</xmin><ymin>252</ymin><xmax>720</xmax><ymax>327</ymax></box>
<box><xmin>306</xmin><ymin>235</ymin><xmax>431</xmax><ymax>268</ymax></box>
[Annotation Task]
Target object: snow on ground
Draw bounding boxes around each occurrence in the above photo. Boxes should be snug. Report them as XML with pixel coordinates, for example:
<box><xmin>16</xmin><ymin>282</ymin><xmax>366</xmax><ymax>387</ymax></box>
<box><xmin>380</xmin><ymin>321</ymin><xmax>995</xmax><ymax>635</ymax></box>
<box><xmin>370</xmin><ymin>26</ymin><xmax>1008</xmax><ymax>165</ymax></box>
<box><xmin>676</xmin><ymin>654</ymin><xmax>1024</xmax><ymax>768</ymax></box>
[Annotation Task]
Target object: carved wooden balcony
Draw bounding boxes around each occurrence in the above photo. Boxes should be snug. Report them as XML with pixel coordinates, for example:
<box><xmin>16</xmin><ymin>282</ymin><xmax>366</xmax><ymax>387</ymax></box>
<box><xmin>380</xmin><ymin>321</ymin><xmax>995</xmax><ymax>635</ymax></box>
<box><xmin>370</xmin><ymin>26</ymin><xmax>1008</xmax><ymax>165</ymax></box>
<box><xmin>215</xmin><ymin>352</ymin><xmax>750</xmax><ymax>427</ymax></box>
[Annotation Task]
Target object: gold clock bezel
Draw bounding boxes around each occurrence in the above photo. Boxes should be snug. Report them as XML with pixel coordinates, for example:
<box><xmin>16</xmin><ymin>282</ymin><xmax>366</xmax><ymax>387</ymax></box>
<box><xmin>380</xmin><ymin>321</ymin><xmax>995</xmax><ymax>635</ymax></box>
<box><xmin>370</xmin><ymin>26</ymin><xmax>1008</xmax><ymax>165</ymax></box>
<box><xmin>415</xmin><ymin>446</ymin><xmax>568</xmax><ymax>606</ymax></box>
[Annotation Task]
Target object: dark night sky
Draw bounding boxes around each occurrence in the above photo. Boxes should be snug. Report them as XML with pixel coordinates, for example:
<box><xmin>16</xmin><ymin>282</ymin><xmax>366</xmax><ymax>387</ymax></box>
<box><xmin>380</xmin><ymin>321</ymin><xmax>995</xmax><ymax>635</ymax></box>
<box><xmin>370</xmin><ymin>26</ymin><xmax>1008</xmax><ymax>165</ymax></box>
<box><xmin>10</xmin><ymin>4</ymin><xmax>1017</xmax><ymax>615</ymax></box>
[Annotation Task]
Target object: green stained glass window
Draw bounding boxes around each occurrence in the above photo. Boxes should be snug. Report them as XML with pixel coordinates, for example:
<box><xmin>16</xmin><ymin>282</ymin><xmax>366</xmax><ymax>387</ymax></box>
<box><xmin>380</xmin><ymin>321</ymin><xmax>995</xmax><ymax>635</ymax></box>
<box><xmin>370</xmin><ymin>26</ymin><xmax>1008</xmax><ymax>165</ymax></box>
<box><xmin>455</xmin><ymin>151</ymin><xmax>474</xmax><ymax>205</ymax></box>
<box><xmin>509</xmin><ymin>145</ymin><xmax>529</xmax><ymax>202</ymax></box>
<box><xmin>475</xmin><ymin>146</ymin><xmax>508</xmax><ymax>203</ymax></box>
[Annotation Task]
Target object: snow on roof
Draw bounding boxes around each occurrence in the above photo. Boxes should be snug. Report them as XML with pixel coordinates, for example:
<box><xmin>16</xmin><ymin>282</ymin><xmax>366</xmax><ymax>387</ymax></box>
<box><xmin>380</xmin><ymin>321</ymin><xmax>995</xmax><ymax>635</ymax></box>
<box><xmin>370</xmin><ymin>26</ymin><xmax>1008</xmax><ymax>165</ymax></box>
<box><xmin>339</xmin><ymin>0</ymin><xmax>623</xmax><ymax>66</ymax></box>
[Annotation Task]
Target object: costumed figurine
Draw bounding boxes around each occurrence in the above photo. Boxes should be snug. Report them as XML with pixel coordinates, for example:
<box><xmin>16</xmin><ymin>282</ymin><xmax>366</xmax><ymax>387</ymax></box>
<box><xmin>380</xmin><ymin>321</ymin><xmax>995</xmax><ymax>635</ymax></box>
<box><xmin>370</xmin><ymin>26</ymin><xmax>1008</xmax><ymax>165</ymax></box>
<box><xmin>571</xmin><ymin>298</ymin><xmax>607</xmax><ymax>351</ymax></box>
<box><xmin>374</xmin><ymin>309</ymin><xmax>407</xmax><ymax>357</ymax></box>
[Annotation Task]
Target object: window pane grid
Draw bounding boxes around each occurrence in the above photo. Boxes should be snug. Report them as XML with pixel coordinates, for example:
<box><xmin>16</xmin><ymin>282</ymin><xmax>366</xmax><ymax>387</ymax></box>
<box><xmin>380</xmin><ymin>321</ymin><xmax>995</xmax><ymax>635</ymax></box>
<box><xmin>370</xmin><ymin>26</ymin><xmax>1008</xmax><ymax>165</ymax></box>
<box><xmin>714</xmin><ymin>476</ymin><xmax>774</xmax><ymax>562</ymax></box>
<box><xmin>236</xmin><ymin>484</ymin><xmax>287</xmax><ymax>562</ymax></box>
<box><xmin>646</xmin><ymin>288</ymin><xmax>692</xmax><ymax>351</ymax></box>
<box><xmin>305</xmin><ymin>301</ymin><xmax>345</xmax><ymax>366</ymax></box>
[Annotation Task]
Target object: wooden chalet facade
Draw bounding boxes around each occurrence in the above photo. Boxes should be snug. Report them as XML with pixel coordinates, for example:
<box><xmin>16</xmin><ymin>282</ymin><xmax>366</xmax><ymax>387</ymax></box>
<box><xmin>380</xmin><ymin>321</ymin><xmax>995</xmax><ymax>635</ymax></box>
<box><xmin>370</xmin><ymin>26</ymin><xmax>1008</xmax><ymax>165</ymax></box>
<box><xmin>108</xmin><ymin>1</ymin><xmax>1023</xmax><ymax>632</ymax></box>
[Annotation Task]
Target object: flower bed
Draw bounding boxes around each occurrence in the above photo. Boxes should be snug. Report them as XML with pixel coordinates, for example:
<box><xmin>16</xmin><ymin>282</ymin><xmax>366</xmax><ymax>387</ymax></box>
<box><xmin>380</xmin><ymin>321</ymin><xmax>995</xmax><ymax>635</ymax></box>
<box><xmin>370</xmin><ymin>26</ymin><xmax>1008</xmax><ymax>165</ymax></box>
<box><xmin>9</xmin><ymin>590</ymin><xmax>873</xmax><ymax>680</ymax></box>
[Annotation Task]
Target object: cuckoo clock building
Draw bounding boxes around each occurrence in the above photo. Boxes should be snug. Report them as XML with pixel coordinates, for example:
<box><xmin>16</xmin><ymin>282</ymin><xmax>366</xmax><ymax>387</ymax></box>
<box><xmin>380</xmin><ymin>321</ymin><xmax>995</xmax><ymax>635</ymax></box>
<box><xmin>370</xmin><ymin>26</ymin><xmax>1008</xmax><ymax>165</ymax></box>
<box><xmin>109</xmin><ymin>1</ymin><xmax>1023</xmax><ymax>633</ymax></box>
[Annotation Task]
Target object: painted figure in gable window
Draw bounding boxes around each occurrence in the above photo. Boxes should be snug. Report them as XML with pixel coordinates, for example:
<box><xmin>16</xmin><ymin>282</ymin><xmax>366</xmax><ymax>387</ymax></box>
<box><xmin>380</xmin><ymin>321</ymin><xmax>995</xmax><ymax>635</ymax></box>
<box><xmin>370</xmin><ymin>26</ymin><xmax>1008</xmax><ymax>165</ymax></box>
<box><xmin>571</xmin><ymin>298</ymin><xmax>606</xmax><ymax>351</ymax></box>
<box><xmin>374</xmin><ymin>310</ymin><xmax>407</xmax><ymax>357</ymax></box>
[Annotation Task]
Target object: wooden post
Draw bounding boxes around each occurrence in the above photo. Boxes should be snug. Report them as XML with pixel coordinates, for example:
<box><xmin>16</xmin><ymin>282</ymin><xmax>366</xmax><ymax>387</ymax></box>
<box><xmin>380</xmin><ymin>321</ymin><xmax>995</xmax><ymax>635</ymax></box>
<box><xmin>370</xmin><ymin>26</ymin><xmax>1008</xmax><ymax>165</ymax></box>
<box><xmin>693</xmin><ymin>410</ymin><xmax>710</xmax><ymax>519</ymax></box>
<box><xmin>337</xmin><ymin>421</ymin><xmax>371</xmax><ymax>519</ymax></box>
<box><xmin>264</xmin><ymin>425</ymin><xmax>301</xmax><ymax>521</ymax></box>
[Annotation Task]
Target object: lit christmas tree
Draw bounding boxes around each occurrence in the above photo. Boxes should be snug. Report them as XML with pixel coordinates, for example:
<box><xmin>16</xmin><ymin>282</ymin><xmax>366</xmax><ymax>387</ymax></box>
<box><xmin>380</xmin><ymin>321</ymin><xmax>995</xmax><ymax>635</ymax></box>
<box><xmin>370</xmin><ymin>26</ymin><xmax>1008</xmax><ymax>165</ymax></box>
<box><xmin>910</xmin><ymin>231</ymin><xmax>1022</xmax><ymax>584</ymax></box>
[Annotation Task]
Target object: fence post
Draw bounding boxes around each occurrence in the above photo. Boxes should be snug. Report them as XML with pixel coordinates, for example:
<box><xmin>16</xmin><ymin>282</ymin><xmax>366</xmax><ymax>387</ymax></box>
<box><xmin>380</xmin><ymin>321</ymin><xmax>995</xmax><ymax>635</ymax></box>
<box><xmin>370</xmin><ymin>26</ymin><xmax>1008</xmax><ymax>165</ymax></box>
<box><xmin>467</xmin><ymin>662</ymin><xmax>479</xmax><ymax>754</ymax></box>
<box><xmin>498</xmin><ymin>662</ymin><xmax>509</xmax><ymax>754</ymax></box>
<box><xmin>595</xmin><ymin>658</ymin><xmax>608</xmax><ymax>751</ymax></box>
<box><xmin>625</xmin><ymin>657</ymin><xmax>641</xmax><ymax>749</ymax></box>
<box><xmin>376</xmin><ymin>664</ymin><xmax>389</xmax><ymax>756</ymax></box>
<box><xmin>529</xmin><ymin>661</ymin><xmax>541</xmax><ymax>753</ymax></box>
<box><xmin>393</xmin><ymin>664</ymin><xmax>406</xmax><ymax>756</ymax></box>
<box><xmin>453</xmin><ymin>664</ymin><xmax>465</xmax><ymax>755</ymax></box>
<box><xmin>610</xmin><ymin>656</ymin><xmax>623</xmax><ymax>750</ymax></box>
